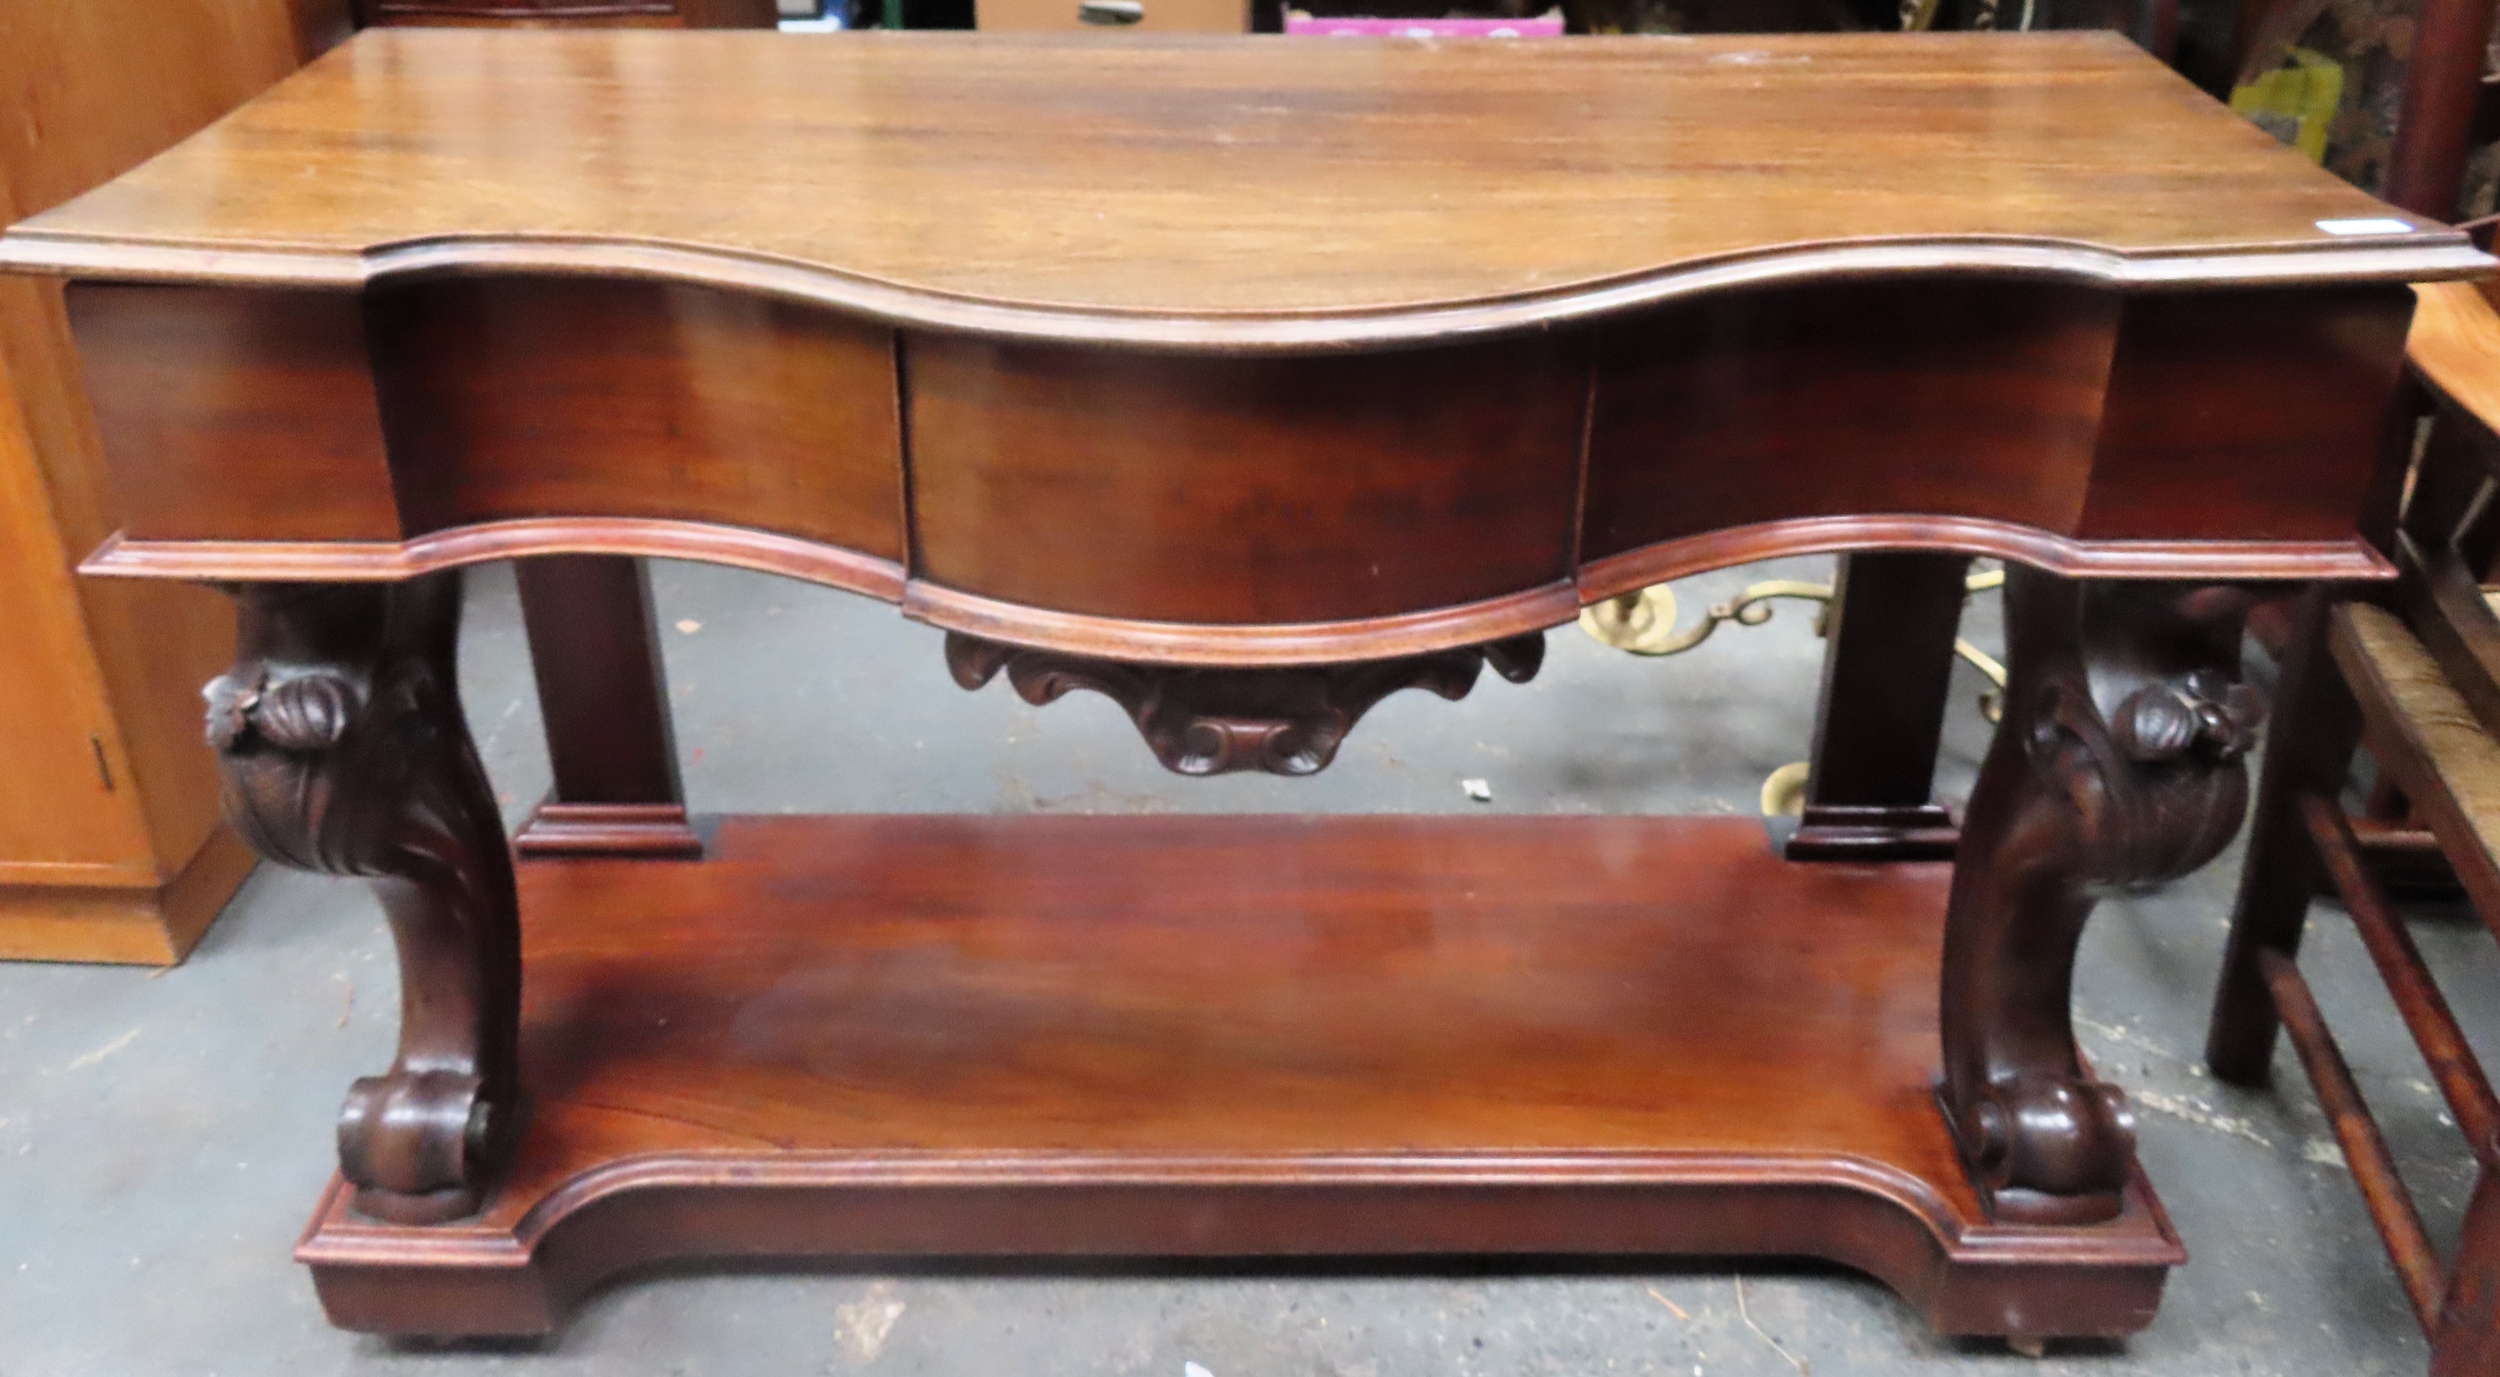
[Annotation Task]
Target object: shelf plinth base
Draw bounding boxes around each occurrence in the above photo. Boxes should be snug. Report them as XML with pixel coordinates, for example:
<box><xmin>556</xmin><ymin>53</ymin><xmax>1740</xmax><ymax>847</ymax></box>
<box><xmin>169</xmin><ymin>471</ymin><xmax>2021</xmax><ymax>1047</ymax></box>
<box><xmin>298</xmin><ymin>813</ymin><xmax>2179</xmax><ymax>1340</ymax></box>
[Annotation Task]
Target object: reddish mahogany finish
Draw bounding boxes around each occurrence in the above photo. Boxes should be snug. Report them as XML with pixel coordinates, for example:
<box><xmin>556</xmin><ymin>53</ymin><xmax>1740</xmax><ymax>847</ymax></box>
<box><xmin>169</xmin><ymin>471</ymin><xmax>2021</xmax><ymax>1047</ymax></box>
<box><xmin>1789</xmin><ymin>552</ymin><xmax>1972</xmax><ymax>861</ymax></box>
<box><xmin>50</xmin><ymin>276</ymin><xmax>2422</xmax><ymax>662</ymax></box>
<box><xmin>2</xmin><ymin>29</ymin><xmax>2473</xmax><ymax>1347</ymax></box>
<box><xmin>368</xmin><ymin>277</ymin><xmax>905</xmax><ymax>560</ymax></box>
<box><xmin>512</xmin><ymin>556</ymin><xmax>701</xmax><ymax>859</ymax></box>
<box><xmin>907</xmin><ymin>334</ymin><xmax>1586</xmax><ymax>627</ymax></box>
<box><xmin>298</xmin><ymin>815</ymin><xmax>2181</xmax><ymax>1338</ymax></box>
<box><xmin>67</xmin><ymin>286</ymin><xmax>400</xmax><ymax>543</ymax></box>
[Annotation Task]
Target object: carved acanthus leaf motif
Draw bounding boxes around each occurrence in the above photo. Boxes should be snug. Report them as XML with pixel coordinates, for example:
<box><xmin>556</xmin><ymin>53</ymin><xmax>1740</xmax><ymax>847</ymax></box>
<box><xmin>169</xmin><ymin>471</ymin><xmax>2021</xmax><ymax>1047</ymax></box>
<box><xmin>2024</xmin><ymin>666</ymin><xmax>2265</xmax><ymax>893</ymax></box>
<box><xmin>946</xmin><ymin>632</ymin><xmax>1545</xmax><ymax>777</ymax></box>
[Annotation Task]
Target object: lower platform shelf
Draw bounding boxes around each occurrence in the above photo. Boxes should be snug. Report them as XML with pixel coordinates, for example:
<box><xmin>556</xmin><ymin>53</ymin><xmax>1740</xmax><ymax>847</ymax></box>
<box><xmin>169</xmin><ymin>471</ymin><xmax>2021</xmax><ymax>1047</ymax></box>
<box><xmin>297</xmin><ymin>813</ymin><xmax>2181</xmax><ymax>1338</ymax></box>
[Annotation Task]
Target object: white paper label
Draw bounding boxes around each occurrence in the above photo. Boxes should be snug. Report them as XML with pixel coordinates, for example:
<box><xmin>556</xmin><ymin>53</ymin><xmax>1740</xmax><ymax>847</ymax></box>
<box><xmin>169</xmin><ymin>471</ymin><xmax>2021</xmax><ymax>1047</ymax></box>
<box><xmin>2315</xmin><ymin>218</ymin><xmax>2416</xmax><ymax>236</ymax></box>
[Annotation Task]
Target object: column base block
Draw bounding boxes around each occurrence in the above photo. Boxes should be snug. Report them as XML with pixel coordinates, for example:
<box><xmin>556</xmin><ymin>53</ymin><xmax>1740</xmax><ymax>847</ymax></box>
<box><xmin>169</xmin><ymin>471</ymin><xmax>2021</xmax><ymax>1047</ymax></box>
<box><xmin>513</xmin><ymin>801</ymin><xmax>704</xmax><ymax>860</ymax></box>
<box><xmin>1785</xmin><ymin>802</ymin><xmax>1960</xmax><ymax>862</ymax></box>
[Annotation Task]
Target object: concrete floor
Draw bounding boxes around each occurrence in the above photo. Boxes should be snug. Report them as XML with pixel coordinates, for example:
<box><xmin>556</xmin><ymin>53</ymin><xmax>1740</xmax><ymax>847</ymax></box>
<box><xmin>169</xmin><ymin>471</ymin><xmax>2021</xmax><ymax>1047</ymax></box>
<box><xmin>3</xmin><ymin>557</ymin><xmax>2495</xmax><ymax>1377</ymax></box>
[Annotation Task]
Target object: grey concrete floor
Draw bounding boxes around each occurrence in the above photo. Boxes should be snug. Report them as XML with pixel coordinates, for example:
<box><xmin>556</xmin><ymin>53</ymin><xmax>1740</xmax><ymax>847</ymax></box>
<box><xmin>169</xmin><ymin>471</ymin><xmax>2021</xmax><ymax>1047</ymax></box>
<box><xmin>3</xmin><ymin>557</ymin><xmax>2496</xmax><ymax>1377</ymax></box>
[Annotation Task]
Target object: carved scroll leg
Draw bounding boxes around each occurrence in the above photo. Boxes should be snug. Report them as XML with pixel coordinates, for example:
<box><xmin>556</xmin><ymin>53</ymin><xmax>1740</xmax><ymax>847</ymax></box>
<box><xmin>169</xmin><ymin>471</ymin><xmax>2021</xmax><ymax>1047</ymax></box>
<box><xmin>1939</xmin><ymin>570</ymin><xmax>2261</xmax><ymax>1225</ymax></box>
<box><xmin>207</xmin><ymin>572</ymin><xmax>521</xmax><ymax>1224</ymax></box>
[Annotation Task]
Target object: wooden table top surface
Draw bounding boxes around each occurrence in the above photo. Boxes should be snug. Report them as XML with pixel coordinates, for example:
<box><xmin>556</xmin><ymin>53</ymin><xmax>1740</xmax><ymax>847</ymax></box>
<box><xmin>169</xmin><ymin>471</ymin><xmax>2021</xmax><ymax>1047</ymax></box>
<box><xmin>3</xmin><ymin>30</ymin><xmax>2483</xmax><ymax>346</ymax></box>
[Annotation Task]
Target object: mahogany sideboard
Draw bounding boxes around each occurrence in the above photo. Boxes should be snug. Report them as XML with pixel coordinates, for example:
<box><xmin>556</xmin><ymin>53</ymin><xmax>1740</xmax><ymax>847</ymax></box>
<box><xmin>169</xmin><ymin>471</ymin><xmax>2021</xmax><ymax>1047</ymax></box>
<box><xmin>2</xmin><ymin>28</ymin><xmax>2484</xmax><ymax>1345</ymax></box>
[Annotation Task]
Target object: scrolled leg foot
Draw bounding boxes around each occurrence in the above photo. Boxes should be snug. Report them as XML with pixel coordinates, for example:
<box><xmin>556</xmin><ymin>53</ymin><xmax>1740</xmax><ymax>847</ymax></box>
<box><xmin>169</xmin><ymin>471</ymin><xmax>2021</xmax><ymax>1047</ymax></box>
<box><xmin>1940</xmin><ymin>571</ymin><xmax>2261</xmax><ymax>1224</ymax></box>
<box><xmin>335</xmin><ymin>1062</ymin><xmax>508</xmax><ymax>1224</ymax></box>
<box><xmin>207</xmin><ymin>573</ymin><xmax>521</xmax><ymax>1223</ymax></box>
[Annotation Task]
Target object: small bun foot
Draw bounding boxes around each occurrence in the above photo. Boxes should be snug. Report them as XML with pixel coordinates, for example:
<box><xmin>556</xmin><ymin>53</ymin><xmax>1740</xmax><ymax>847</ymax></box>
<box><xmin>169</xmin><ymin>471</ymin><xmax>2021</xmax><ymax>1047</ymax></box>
<box><xmin>352</xmin><ymin>1182</ymin><xmax>486</xmax><ymax>1226</ymax></box>
<box><xmin>1985</xmin><ymin>1187</ymin><xmax>2127</xmax><ymax>1228</ymax></box>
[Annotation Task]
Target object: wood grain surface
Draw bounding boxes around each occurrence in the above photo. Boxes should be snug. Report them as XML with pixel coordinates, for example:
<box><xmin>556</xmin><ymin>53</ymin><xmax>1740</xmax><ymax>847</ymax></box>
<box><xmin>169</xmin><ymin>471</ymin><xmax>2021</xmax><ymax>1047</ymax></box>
<box><xmin>54</xmin><ymin>272</ymin><xmax>2417</xmax><ymax>663</ymax></box>
<box><xmin>511</xmin><ymin>555</ymin><xmax>702</xmax><ymax>860</ymax></box>
<box><xmin>1788</xmin><ymin>552</ymin><xmax>1971</xmax><ymax>861</ymax></box>
<box><xmin>2408</xmin><ymin>280</ymin><xmax>2500</xmax><ymax>431</ymax></box>
<box><xmin>2077</xmin><ymin>286</ymin><xmax>2413</xmax><ymax>541</ymax></box>
<box><xmin>295</xmin><ymin>813</ymin><xmax>2181</xmax><ymax>1339</ymax></box>
<box><xmin>1584</xmin><ymin>279</ymin><xmax>2120</xmax><ymax>553</ymax></box>
<box><xmin>369</xmin><ymin>277</ymin><xmax>903</xmax><ymax>556</ymax></box>
<box><xmin>907</xmin><ymin>333</ymin><xmax>1583</xmax><ymax>624</ymax></box>
<box><xmin>7</xmin><ymin>27</ymin><xmax>2455</xmax><ymax>672</ymax></box>
<box><xmin>0</xmin><ymin>0</ymin><xmax>352</xmax><ymax>961</ymax></box>
<box><xmin>1</xmin><ymin>31</ymin><xmax>2481</xmax><ymax>348</ymax></box>
<box><xmin>68</xmin><ymin>284</ymin><xmax>401</xmax><ymax>542</ymax></box>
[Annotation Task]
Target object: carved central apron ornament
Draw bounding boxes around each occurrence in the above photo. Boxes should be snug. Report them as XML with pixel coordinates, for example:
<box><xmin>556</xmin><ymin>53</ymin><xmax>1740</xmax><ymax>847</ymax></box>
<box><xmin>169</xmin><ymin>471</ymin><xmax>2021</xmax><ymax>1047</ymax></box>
<box><xmin>945</xmin><ymin>632</ymin><xmax>1546</xmax><ymax>777</ymax></box>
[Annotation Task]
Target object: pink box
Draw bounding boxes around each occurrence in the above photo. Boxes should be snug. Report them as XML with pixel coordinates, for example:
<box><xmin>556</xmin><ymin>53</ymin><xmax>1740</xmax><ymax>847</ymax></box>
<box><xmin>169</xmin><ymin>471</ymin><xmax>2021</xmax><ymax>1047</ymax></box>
<box><xmin>1284</xmin><ymin>12</ymin><xmax>1563</xmax><ymax>35</ymax></box>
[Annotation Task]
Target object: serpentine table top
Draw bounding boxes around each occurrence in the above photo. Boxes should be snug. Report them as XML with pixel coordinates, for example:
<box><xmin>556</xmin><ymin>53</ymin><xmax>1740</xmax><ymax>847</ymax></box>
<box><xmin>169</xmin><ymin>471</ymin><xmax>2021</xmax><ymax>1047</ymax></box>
<box><xmin>1</xmin><ymin>30</ymin><xmax>2482</xmax><ymax>332</ymax></box>
<box><xmin>2</xmin><ymin>29</ymin><xmax>2482</xmax><ymax>1347</ymax></box>
<box><xmin>5</xmin><ymin>30</ymin><xmax>2486</xmax><ymax>662</ymax></box>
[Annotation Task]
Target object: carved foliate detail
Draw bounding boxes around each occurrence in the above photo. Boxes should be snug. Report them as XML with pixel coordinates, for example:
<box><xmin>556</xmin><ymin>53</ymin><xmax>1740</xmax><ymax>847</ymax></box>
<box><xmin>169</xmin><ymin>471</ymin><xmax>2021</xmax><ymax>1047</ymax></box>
<box><xmin>1941</xmin><ymin>573</ymin><xmax>2261</xmax><ymax>1225</ymax></box>
<box><xmin>945</xmin><ymin>632</ymin><xmax>1545</xmax><ymax>777</ymax></box>
<box><xmin>207</xmin><ymin>574</ymin><xmax>520</xmax><ymax>1225</ymax></box>
<box><xmin>2025</xmin><ymin>667</ymin><xmax>2264</xmax><ymax>891</ymax></box>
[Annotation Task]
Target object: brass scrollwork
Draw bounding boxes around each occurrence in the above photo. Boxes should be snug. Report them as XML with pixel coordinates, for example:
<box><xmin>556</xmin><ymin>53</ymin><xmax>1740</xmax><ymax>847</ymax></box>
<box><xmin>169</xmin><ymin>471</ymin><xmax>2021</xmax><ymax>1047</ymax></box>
<box><xmin>1586</xmin><ymin>567</ymin><xmax>2012</xmax><ymax>817</ymax></box>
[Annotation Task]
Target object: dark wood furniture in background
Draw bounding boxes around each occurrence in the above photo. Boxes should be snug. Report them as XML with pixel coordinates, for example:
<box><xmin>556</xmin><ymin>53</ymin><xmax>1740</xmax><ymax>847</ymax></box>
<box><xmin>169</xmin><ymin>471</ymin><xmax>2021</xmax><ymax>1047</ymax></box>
<box><xmin>2205</xmin><ymin>281</ymin><xmax>2500</xmax><ymax>1371</ymax></box>
<box><xmin>2197</xmin><ymin>17</ymin><xmax>2500</xmax><ymax>1371</ymax></box>
<box><xmin>0</xmin><ymin>0</ymin><xmax>351</xmax><ymax>963</ymax></box>
<box><xmin>2205</xmin><ymin>585</ymin><xmax>2500</xmax><ymax>1376</ymax></box>
<box><xmin>1</xmin><ymin>29</ymin><xmax>2479</xmax><ymax>1344</ymax></box>
<box><xmin>2228</xmin><ymin>0</ymin><xmax>2496</xmax><ymax>222</ymax></box>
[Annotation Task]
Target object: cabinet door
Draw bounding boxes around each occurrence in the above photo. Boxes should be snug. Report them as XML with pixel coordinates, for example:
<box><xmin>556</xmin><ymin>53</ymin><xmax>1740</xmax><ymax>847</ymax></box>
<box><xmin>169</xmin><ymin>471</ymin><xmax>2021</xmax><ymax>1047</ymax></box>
<box><xmin>0</xmin><ymin>373</ymin><xmax>155</xmax><ymax>883</ymax></box>
<box><xmin>0</xmin><ymin>0</ymin><xmax>352</xmax><ymax>890</ymax></box>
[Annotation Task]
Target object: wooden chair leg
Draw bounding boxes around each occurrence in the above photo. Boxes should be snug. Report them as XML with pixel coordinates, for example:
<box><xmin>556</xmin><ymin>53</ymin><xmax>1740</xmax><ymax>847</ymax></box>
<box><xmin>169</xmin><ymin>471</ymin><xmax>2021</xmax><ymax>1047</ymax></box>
<box><xmin>511</xmin><ymin>554</ymin><xmax>702</xmax><ymax>858</ymax></box>
<box><xmin>2206</xmin><ymin>587</ymin><xmax>2366</xmax><ymax>1086</ymax></box>
<box><xmin>2432</xmin><ymin>1169</ymin><xmax>2500</xmax><ymax>1377</ymax></box>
